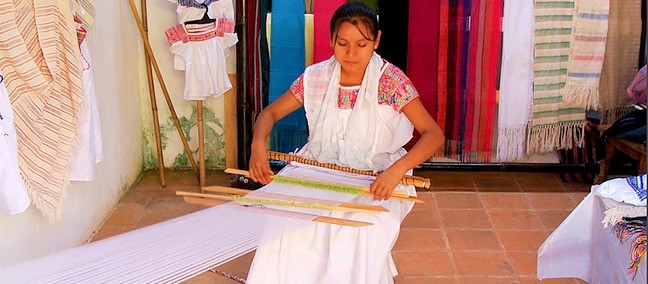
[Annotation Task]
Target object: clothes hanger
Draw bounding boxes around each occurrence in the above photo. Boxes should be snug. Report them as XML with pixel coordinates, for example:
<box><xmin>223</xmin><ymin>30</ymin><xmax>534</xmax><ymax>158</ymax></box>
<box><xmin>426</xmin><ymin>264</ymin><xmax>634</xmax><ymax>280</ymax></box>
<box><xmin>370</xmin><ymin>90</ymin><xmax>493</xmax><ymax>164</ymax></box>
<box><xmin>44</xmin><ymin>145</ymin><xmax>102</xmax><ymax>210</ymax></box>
<box><xmin>184</xmin><ymin>3</ymin><xmax>215</xmax><ymax>25</ymax></box>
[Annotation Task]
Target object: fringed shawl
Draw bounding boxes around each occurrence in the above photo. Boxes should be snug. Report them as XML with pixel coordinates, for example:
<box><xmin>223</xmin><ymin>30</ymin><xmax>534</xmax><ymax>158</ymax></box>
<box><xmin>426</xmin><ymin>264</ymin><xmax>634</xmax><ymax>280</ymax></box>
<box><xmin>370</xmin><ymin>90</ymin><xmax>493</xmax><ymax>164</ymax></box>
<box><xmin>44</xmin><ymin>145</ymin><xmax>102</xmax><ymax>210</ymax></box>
<box><xmin>0</xmin><ymin>0</ymin><xmax>84</xmax><ymax>221</ymax></box>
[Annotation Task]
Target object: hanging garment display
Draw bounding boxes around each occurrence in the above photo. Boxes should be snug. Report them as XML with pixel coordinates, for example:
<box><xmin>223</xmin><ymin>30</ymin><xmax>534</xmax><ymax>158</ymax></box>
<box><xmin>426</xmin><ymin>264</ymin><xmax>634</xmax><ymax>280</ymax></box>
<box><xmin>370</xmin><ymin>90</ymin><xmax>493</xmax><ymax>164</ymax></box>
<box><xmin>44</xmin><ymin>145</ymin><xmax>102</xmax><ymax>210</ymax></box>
<box><xmin>497</xmin><ymin>0</ymin><xmax>534</xmax><ymax>162</ymax></box>
<box><xmin>169</xmin><ymin>0</ymin><xmax>237</xmax><ymax>71</ymax></box>
<box><xmin>165</xmin><ymin>19</ymin><xmax>237</xmax><ymax>100</ymax></box>
<box><xmin>599</xmin><ymin>0</ymin><xmax>642</xmax><ymax>124</ymax></box>
<box><xmin>529</xmin><ymin>0</ymin><xmax>587</xmax><ymax>154</ymax></box>
<box><xmin>0</xmin><ymin>0</ymin><xmax>84</xmax><ymax>221</ymax></box>
<box><xmin>0</xmin><ymin>74</ymin><xmax>30</xmax><ymax>215</ymax></box>
<box><xmin>405</xmin><ymin>0</ymin><xmax>440</xmax><ymax>153</ymax></box>
<box><xmin>268</xmin><ymin>0</ymin><xmax>307</xmax><ymax>154</ymax></box>
<box><xmin>562</xmin><ymin>0</ymin><xmax>610</xmax><ymax>109</ymax></box>
<box><xmin>312</xmin><ymin>0</ymin><xmax>345</xmax><ymax>64</ymax></box>
<box><xmin>68</xmin><ymin>17</ymin><xmax>104</xmax><ymax>181</ymax></box>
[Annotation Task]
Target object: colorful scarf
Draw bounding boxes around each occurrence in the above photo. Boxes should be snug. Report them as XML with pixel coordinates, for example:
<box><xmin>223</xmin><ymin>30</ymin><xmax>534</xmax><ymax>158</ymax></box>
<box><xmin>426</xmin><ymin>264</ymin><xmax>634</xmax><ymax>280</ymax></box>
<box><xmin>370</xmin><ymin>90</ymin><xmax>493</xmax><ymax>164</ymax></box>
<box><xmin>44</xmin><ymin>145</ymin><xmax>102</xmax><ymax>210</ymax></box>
<box><xmin>436</xmin><ymin>0</ymin><xmax>500</xmax><ymax>162</ymax></box>
<box><xmin>497</xmin><ymin>0</ymin><xmax>534</xmax><ymax>162</ymax></box>
<box><xmin>268</xmin><ymin>0</ymin><xmax>307</xmax><ymax>153</ymax></box>
<box><xmin>598</xmin><ymin>0</ymin><xmax>642</xmax><ymax>124</ymax></box>
<box><xmin>529</xmin><ymin>0</ymin><xmax>587</xmax><ymax>154</ymax></box>
<box><xmin>0</xmin><ymin>0</ymin><xmax>84</xmax><ymax>221</ymax></box>
<box><xmin>562</xmin><ymin>0</ymin><xmax>610</xmax><ymax>110</ymax></box>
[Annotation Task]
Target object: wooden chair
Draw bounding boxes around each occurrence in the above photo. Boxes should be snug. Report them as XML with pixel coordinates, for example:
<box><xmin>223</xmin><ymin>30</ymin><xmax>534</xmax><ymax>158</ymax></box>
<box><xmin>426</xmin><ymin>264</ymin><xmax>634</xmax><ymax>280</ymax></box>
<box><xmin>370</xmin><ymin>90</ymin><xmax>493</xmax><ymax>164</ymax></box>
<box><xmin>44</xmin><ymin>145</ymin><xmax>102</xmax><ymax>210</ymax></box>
<box><xmin>597</xmin><ymin>136</ymin><xmax>647</xmax><ymax>183</ymax></box>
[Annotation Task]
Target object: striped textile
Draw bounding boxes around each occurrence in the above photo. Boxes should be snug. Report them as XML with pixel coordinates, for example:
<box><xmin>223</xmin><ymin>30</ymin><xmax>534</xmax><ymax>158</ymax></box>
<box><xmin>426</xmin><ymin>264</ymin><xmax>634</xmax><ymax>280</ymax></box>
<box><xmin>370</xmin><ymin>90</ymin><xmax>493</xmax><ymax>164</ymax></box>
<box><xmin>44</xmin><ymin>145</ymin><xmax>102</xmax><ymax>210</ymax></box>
<box><xmin>437</xmin><ymin>0</ymin><xmax>501</xmax><ymax>162</ymax></box>
<box><xmin>442</xmin><ymin>0</ymin><xmax>469</xmax><ymax>160</ymax></box>
<box><xmin>313</xmin><ymin>0</ymin><xmax>344</xmax><ymax>64</ymax></box>
<box><xmin>268</xmin><ymin>0</ymin><xmax>308</xmax><ymax>153</ymax></box>
<box><xmin>529</xmin><ymin>0</ymin><xmax>587</xmax><ymax>154</ymax></box>
<box><xmin>598</xmin><ymin>0</ymin><xmax>642</xmax><ymax>124</ymax></box>
<box><xmin>0</xmin><ymin>0</ymin><xmax>84</xmax><ymax>221</ymax></box>
<box><xmin>405</xmin><ymin>0</ymin><xmax>440</xmax><ymax>152</ymax></box>
<box><xmin>497</xmin><ymin>0</ymin><xmax>534</xmax><ymax>162</ymax></box>
<box><xmin>437</xmin><ymin>0</ymin><xmax>449</xmax><ymax>134</ymax></box>
<box><xmin>461</xmin><ymin>0</ymin><xmax>502</xmax><ymax>162</ymax></box>
<box><xmin>562</xmin><ymin>0</ymin><xmax>610</xmax><ymax>109</ymax></box>
<box><xmin>72</xmin><ymin>0</ymin><xmax>94</xmax><ymax>29</ymax></box>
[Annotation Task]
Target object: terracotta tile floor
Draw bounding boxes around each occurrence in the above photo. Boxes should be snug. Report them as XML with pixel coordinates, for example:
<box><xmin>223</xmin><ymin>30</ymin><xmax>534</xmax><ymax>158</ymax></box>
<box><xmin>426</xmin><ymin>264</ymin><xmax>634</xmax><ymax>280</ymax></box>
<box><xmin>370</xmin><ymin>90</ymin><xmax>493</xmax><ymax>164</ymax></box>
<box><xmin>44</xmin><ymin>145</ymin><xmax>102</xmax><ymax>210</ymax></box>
<box><xmin>92</xmin><ymin>169</ymin><xmax>593</xmax><ymax>283</ymax></box>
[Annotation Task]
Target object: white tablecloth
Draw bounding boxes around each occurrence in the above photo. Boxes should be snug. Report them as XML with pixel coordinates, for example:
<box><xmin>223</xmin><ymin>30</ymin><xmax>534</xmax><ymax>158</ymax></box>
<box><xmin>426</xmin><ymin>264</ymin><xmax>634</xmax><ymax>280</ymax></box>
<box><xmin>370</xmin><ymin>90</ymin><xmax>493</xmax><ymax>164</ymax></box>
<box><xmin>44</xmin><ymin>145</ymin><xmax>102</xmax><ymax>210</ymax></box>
<box><xmin>537</xmin><ymin>186</ymin><xmax>647</xmax><ymax>283</ymax></box>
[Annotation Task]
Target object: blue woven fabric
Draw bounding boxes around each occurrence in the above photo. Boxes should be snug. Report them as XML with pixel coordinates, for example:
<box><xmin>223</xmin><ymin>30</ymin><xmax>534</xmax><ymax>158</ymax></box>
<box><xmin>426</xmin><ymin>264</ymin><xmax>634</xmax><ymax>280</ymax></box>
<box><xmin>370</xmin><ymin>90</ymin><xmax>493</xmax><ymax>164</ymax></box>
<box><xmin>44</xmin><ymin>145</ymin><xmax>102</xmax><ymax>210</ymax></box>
<box><xmin>268</xmin><ymin>0</ymin><xmax>308</xmax><ymax>153</ymax></box>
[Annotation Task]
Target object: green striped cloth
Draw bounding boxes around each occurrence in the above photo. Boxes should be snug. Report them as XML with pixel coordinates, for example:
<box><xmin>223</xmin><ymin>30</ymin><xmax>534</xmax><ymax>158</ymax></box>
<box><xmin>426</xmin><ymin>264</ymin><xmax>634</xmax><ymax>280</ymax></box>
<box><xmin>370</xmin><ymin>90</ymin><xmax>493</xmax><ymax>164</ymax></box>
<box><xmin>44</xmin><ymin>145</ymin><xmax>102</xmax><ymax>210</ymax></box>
<box><xmin>530</xmin><ymin>0</ymin><xmax>586</xmax><ymax>153</ymax></box>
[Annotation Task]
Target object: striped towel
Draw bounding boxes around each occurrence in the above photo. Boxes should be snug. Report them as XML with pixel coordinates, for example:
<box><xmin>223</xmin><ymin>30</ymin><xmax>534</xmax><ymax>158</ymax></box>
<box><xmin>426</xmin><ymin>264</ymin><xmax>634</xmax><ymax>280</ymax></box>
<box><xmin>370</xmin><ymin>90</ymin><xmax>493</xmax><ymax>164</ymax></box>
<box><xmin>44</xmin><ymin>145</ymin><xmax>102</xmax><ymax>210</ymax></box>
<box><xmin>529</xmin><ymin>0</ymin><xmax>587</xmax><ymax>154</ymax></box>
<box><xmin>562</xmin><ymin>0</ymin><xmax>610</xmax><ymax>109</ymax></box>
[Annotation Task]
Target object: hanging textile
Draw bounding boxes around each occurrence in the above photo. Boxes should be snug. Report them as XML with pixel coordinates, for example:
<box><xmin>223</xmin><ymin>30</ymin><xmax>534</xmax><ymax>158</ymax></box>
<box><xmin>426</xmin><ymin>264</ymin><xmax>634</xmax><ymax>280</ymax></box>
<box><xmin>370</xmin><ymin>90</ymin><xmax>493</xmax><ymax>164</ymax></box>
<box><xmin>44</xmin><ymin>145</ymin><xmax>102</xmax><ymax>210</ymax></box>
<box><xmin>497</xmin><ymin>0</ymin><xmax>534</xmax><ymax>162</ymax></box>
<box><xmin>247</xmin><ymin>0</ymin><xmax>270</xmax><ymax>115</ymax></box>
<box><xmin>437</xmin><ymin>0</ymin><xmax>449</xmax><ymax>133</ymax></box>
<box><xmin>0</xmin><ymin>0</ymin><xmax>84</xmax><ymax>221</ymax></box>
<box><xmin>442</xmin><ymin>0</ymin><xmax>470</xmax><ymax>160</ymax></box>
<box><xmin>377</xmin><ymin>0</ymin><xmax>409</xmax><ymax>72</ymax></box>
<box><xmin>557</xmin><ymin>120</ymin><xmax>599</xmax><ymax>183</ymax></box>
<box><xmin>169</xmin><ymin>0</ymin><xmax>237</xmax><ymax>72</ymax></box>
<box><xmin>405</xmin><ymin>0</ymin><xmax>440</xmax><ymax>153</ymax></box>
<box><xmin>68</xmin><ymin>16</ymin><xmax>104</xmax><ymax>182</ymax></box>
<box><xmin>598</xmin><ymin>0</ymin><xmax>642</xmax><ymax>124</ymax></box>
<box><xmin>562</xmin><ymin>0</ymin><xmax>610</xmax><ymax>110</ymax></box>
<box><xmin>247</xmin><ymin>0</ymin><xmax>261</xmax><ymax>114</ymax></box>
<box><xmin>463</xmin><ymin>0</ymin><xmax>501</xmax><ymax>162</ymax></box>
<box><xmin>312</xmin><ymin>0</ymin><xmax>344</xmax><ymax>64</ymax></box>
<box><xmin>165</xmin><ymin>20</ymin><xmax>237</xmax><ymax>100</ymax></box>
<box><xmin>268</xmin><ymin>0</ymin><xmax>307</xmax><ymax>153</ymax></box>
<box><xmin>0</xmin><ymin>74</ymin><xmax>30</xmax><ymax>215</ymax></box>
<box><xmin>71</xmin><ymin>0</ymin><xmax>95</xmax><ymax>29</ymax></box>
<box><xmin>529</xmin><ymin>0</ymin><xmax>586</xmax><ymax>154</ymax></box>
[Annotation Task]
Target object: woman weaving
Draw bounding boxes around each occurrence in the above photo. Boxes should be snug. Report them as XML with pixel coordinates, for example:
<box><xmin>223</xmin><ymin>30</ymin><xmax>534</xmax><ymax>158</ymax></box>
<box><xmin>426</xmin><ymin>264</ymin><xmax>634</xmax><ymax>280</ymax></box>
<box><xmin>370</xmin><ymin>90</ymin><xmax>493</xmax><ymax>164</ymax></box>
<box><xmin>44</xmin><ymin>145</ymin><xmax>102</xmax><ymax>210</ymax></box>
<box><xmin>247</xmin><ymin>2</ymin><xmax>444</xmax><ymax>283</ymax></box>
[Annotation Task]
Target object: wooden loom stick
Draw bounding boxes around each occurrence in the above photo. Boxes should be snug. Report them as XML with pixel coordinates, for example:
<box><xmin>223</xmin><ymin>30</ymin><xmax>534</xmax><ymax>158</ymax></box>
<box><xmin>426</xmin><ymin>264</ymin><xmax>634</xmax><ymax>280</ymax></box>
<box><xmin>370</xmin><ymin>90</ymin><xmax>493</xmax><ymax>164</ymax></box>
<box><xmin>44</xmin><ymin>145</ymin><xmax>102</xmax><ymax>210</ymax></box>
<box><xmin>179</xmin><ymin>189</ymin><xmax>390</xmax><ymax>213</ymax></box>
<box><xmin>181</xmin><ymin>196</ymin><xmax>373</xmax><ymax>227</ymax></box>
<box><xmin>202</xmin><ymin>185</ymin><xmax>390</xmax><ymax>213</ymax></box>
<box><xmin>126</xmin><ymin>0</ymin><xmax>198</xmax><ymax>173</ymax></box>
<box><xmin>268</xmin><ymin>151</ymin><xmax>431</xmax><ymax>189</ymax></box>
<box><xmin>223</xmin><ymin>169</ymin><xmax>426</xmax><ymax>204</ymax></box>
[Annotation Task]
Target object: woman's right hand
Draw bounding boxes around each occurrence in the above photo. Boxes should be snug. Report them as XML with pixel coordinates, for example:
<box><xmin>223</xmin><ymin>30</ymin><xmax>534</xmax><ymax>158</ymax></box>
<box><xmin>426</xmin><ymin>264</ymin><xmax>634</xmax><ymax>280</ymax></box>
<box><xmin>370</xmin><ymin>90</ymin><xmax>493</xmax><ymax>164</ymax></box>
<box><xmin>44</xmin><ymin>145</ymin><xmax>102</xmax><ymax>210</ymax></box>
<box><xmin>249</xmin><ymin>144</ymin><xmax>274</xmax><ymax>184</ymax></box>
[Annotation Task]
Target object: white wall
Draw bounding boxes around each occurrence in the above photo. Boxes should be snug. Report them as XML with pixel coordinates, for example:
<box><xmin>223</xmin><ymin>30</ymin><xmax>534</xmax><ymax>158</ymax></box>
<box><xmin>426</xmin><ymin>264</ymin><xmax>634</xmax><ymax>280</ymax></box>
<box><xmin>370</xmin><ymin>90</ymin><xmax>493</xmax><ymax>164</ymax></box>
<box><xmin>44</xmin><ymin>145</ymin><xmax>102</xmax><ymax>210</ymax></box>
<box><xmin>0</xmin><ymin>1</ymin><xmax>144</xmax><ymax>268</ymax></box>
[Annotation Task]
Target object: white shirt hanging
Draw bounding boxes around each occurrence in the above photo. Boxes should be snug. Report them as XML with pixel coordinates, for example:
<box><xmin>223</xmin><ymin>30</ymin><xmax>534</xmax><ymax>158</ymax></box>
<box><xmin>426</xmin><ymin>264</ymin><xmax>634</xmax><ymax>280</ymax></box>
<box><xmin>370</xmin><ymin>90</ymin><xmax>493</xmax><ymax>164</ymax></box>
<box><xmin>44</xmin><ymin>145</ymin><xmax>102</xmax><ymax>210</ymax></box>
<box><xmin>0</xmin><ymin>74</ymin><xmax>30</xmax><ymax>214</ymax></box>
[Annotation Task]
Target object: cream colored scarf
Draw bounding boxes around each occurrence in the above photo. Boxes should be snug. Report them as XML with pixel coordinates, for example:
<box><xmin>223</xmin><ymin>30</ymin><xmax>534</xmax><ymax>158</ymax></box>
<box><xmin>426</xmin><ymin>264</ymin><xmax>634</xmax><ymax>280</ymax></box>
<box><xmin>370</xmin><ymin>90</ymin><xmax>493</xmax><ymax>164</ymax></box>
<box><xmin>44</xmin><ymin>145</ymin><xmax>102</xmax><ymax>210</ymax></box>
<box><xmin>0</xmin><ymin>0</ymin><xmax>84</xmax><ymax>221</ymax></box>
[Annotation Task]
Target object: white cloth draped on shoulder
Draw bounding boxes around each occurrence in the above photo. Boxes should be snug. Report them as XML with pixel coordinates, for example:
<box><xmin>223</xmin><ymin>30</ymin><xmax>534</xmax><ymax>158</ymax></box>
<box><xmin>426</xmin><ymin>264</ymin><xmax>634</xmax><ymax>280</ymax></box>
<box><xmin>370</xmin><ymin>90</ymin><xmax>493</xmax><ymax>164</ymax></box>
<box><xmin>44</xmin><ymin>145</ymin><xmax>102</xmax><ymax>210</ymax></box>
<box><xmin>247</xmin><ymin>54</ymin><xmax>417</xmax><ymax>284</ymax></box>
<box><xmin>299</xmin><ymin>53</ymin><xmax>414</xmax><ymax>172</ymax></box>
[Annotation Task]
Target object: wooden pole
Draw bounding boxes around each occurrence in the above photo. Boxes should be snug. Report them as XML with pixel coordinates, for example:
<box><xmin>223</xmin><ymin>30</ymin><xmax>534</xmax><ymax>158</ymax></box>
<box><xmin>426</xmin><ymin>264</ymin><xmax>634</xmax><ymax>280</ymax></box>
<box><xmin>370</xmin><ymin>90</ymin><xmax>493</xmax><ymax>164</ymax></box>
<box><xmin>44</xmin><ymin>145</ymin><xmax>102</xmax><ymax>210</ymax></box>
<box><xmin>224</xmin><ymin>74</ymin><xmax>238</xmax><ymax>168</ymax></box>
<box><xmin>126</xmin><ymin>0</ymin><xmax>199</xmax><ymax>173</ymax></box>
<box><xmin>197</xmin><ymin>101</ymin><xmax>205</xmax><ymax>186</ymax></box>
<box><xmin>141</xmin><ymin>0</ymin><xmax>166</xmax><ymax>186</ymax></box>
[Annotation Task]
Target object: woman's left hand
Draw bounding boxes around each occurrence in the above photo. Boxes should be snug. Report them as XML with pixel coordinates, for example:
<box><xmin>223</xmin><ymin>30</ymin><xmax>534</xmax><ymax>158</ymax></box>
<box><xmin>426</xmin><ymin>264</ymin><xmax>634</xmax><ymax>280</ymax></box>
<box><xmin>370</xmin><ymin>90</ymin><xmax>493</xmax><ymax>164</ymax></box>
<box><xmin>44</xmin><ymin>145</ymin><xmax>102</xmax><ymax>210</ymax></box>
<box><xmin>369</xmin><ymin>166</ymin><xmax>406</xmax><ymax>200</ymax></box>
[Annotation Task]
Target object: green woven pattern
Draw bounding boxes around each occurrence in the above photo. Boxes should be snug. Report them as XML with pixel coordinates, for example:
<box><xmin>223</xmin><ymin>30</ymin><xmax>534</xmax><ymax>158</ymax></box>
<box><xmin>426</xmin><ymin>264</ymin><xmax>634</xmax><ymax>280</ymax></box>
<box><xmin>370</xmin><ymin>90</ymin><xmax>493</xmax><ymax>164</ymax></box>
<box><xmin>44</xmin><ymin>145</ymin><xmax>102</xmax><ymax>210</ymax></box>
<box><xmin>232</xmin><ymin>196</ymin><xmax>338</xmax><ymax>211</ymax></box>
<box><xmin>273</xmin><ymin>176</ymin><xmax>365</xmax><ymax>195</ymax></box>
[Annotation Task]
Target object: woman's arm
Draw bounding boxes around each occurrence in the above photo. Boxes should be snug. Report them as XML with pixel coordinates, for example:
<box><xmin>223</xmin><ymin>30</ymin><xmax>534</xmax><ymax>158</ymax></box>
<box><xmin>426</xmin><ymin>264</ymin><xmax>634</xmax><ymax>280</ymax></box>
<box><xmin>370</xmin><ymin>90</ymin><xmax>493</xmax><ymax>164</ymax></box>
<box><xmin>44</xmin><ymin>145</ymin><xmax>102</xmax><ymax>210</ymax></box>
<box><xmin>249</xmin><ymin>90</ymin><xmax>303</xmax><ymax>184</ymax></box>
<box><xmin>369</xmin><ymin>98</ymin><xmax>445</xmax><ymax>200</ymax></box>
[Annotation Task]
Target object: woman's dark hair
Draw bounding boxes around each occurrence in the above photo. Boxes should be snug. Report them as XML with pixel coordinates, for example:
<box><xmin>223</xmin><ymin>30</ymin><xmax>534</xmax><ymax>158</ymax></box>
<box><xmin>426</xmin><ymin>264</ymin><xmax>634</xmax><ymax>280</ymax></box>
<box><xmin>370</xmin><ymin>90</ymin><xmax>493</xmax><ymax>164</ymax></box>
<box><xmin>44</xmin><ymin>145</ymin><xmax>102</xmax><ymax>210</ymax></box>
<box><xmin>330</xmin><ymin>2</ymin><xmax>379</xmax><ymax>42</ymax></box>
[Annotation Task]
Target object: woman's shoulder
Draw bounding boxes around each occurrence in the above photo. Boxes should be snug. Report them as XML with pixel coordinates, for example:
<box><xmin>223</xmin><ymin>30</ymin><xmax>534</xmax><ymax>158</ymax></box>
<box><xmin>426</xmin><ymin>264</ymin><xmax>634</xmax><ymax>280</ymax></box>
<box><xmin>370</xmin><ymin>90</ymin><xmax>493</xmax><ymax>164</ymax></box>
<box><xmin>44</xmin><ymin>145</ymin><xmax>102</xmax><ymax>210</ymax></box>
<box><xmin>380</xmin><ymin>61</ymin><xmax>415</xmax><ymax>90</ymax></box>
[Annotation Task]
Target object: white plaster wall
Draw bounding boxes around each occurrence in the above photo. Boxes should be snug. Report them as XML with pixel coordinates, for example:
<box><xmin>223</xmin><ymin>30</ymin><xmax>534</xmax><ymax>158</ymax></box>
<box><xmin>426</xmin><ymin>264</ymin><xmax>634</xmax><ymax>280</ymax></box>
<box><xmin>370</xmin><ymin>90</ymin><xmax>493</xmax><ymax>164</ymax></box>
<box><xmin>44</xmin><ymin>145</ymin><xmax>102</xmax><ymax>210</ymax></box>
<box><xmin>0</xmin><ymin>1</ymin><xmax>144</xmax><ymax>268</ymax></box>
